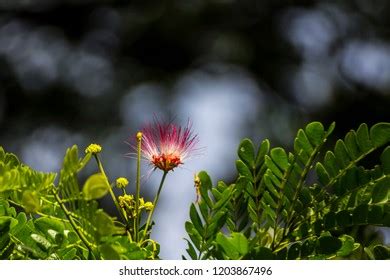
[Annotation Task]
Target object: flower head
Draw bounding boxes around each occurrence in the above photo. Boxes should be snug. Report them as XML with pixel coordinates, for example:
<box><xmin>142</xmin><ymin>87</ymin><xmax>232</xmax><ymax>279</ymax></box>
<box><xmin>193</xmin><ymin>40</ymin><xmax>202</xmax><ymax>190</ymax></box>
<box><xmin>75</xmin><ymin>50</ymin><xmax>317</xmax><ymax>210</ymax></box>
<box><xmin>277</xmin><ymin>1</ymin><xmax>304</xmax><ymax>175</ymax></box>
<box><xmin>85</xmin><ymin>143</ymin><xmax>102</xmax><ymax>154</ymax></box>
<box><xmin>118</xmin><ymin>195</ymin><xmax>153</xmax><ymax>218</ymax></box>
<box><xmin>116</xmin><ymin>177</ymin><xmax>129</xmax><ymax>189</ymax></box>
<box><xmin>142</xmin><ymin>201</ymin><xmax>154</xmax><ymax>211</ymax></box>
<box><xmin>139</xmin><ymin>118</ymin><xmax>199</xmax><ymax>172</ymax></box>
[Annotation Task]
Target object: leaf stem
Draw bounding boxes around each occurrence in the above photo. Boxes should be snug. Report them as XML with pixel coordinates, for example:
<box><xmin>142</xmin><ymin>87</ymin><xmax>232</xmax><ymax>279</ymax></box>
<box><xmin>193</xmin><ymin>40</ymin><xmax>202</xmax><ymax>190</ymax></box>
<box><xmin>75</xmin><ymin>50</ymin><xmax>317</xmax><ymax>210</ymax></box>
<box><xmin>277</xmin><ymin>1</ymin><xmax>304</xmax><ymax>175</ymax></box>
<box><xmin>142</xmin><ymin>171</ymin><xmax>168</xmax><ymax>242</ymax></box>
<box><xmin>52</xmin><ymin>189</ymin><xmax>94</xmax><ymax>253</ymax></box>
<box><xmin>271</xmin><ymin>158</ymin><xmax>295</xmax><ymax>250</ymax></box>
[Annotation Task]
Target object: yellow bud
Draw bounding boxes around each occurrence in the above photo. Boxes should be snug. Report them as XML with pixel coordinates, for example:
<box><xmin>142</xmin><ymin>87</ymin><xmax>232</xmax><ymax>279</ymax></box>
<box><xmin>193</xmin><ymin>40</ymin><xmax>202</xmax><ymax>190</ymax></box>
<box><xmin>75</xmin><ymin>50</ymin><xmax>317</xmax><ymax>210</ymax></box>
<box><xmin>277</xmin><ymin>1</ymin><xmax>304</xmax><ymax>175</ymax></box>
<box><xmin>136</xmin><ymin>131</ymin><xmax>143</xmax><ymax>141</ymax></box>
<box><xmin>85</xmin><ymin>143</ymin><xmax>102</xmax><ymax>154</ymax></box>
<box><xmin>116</xmin><ymin>177</ymin><xmax>129</xmax><ymax>189</ymax></box>
<box><xmin>143</xmin><ymin>202</ymin><xmax>154</xmax><ymax>211</ymax></box>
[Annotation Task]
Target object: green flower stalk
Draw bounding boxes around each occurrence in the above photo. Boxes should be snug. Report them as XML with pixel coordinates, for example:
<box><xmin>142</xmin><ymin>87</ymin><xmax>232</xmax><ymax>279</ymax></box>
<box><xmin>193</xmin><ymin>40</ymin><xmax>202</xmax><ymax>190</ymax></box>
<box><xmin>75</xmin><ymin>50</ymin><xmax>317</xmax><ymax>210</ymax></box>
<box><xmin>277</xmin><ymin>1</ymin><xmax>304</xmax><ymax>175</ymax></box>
<box><xmin>134</xmin><ymin>132</ymin><xmax>142</xmax><ymax>242</ymax></box>
<box><xmin>85</xmin><ymin>143</ymin><xmax>130</xmax><ymax>238</ymax></box>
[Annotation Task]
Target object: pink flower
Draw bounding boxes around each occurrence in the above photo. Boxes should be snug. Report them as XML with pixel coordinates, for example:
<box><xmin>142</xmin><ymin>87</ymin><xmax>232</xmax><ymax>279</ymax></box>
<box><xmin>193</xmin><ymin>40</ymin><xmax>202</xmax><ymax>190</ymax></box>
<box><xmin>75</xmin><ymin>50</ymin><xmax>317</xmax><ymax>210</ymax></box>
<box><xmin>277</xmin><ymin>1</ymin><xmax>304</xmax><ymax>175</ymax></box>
<box><xmin>139</xmin><ymin>118</ymin><xmax>199</xmax><ymax>172</ymax></box>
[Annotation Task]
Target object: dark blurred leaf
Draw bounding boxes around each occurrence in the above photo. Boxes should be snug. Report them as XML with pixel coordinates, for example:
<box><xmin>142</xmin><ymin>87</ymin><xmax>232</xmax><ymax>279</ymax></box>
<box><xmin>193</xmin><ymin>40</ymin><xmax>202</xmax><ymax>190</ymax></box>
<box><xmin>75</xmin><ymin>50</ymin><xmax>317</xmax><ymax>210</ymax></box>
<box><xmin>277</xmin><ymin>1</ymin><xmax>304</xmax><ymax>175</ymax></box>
<box><xmin>317</xmin><ymin>236</ymin><xmax>342</xmax><ymax>255</ymax></box>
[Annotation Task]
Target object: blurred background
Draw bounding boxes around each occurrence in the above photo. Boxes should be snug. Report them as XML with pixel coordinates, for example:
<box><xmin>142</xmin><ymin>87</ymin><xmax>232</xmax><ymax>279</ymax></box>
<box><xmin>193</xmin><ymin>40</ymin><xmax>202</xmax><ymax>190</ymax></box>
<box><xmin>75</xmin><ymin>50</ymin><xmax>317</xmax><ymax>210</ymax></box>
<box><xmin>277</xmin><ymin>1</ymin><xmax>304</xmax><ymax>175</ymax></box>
<box><xmin>0</xmin><ymin>0</ymin><xmax>390</xmax><ymax>259</ymax></box>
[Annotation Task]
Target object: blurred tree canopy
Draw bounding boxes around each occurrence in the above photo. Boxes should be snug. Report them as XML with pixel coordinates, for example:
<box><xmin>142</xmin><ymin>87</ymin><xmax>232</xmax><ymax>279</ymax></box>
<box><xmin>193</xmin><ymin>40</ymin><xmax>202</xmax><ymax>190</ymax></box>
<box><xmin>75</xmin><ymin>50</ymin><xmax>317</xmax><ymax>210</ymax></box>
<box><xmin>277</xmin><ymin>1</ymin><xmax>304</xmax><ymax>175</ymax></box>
<box><xmin>1</xmin><ymin>0</ymin><xmax>390</xmax><ymax>259</ymax></box>
<box><xmin>1</xmin><ymin>0</ymin><xmax>390</xmax><ymax>129</ymax></box>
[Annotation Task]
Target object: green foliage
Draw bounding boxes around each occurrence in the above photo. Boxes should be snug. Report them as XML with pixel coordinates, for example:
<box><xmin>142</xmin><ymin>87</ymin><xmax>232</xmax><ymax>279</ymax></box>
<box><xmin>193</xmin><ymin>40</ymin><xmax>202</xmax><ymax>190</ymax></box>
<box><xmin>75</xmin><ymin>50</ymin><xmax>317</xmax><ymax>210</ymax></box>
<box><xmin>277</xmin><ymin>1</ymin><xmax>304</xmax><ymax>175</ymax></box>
<box><xmin>82</xmin><ymin>173</ymin><xmax>110</xmax><ymax>200</ymax></box>
<box><xmin>184</xmin><ymin>122</ymin><xmax>390</xmax><ymax>260</ymax></box>
<box><xmin>0</xmin><ymin>145</ymin><xmax>158</xmax><ymax>260</ymax></box>
<box><xmin>2</xmin><ymin>121</ymin><xmax>390</xmax><ymax>260</ymax></box>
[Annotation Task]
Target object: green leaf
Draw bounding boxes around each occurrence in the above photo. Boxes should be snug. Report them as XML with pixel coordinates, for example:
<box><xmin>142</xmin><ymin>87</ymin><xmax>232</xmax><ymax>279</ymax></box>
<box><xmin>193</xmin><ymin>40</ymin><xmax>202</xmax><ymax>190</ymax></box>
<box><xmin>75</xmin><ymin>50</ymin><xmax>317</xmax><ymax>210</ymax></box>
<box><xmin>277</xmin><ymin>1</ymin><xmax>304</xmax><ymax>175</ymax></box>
<box><xmin>263</xmin><ymin>172</ymin><xmax>281</xmax><ymax>199</ymax></box>
<box><xmin>255</xmin><ymin>139</ymin><xmax>270</xmax><ymax>168</ymax></box>
<box><xmin>380</xmin><ymin>146</ymin><xmax>390</xmax><ymax>174</ymax></box>
<box><xmin>336</xmin><ymin>210</ymin><xmax>352</xmax><ymax>227</ymax></box>
<box><xmin>270</xmin><ymin>148</ymin><xmax>289</xmax><ymax>171</ymax></box>
<box><xmin>353</xmin><ymin>204</ymin><xmax>368</xmax><ymax>224</ymax></box>
<box><xmin>337</xmin><ymin>235</ymin><xmax>355</xmax><ymax>257</ymax></box>
<box><xmin>236</xmin><ymin>160</ymin><xmax>253</xmax><ymax>181</ymax></box>
<box><xmin>262</xmin><ymin>191</ymin><xmax>277</xmax><ymax>209</ymax></box>
<box><xmin>370</xmin><ymin>122</ymin><xmax>390</xmax><ymax>147</ymax></box>
<box><xmin>216</xmin><ymin>232</ymin><xmax>248</xmax><ymax>259</ymax></box>
<box><xmin>78</xmin><ymin>153</ymin><xmax>92</xmax><ymax>171</ymax></box>
<box><xmin>371</xmin><ymin>177</ymin><xmax>390</xmax><ymax>204</ymax></box>
<box><xmin>287</xmin><ymin>242</ymin><xmax>301</xmax><ymax>259</ymax></box>
<box><xmin>238</xmin><ymin>139</ymin><xmax>255</xmax><ymax>167</ymax></box>
<box><xmin>265</xmin><ymin>155</ymin><xmax>283</xmax><ymax>179</ymax></box>
<box><xmin>185</xmin><ymin>222</ymin><xmax>201</xmax><ymax>250</ymax></box>
<box><xmin>60</xmin><ymin>248</ymin><xmax>77</xmax><ymax>260</ymax></box>
<box><xmin>295</xmin><ymin>129</ymin><xmax>314</xmax><ymax>156</ymax></box>
<box><xmin>4</xmin><ymin>153</ymin><xmax>20</xmax><ymax>168</ymax></box>
<box><xmin>197</xmin><ymin>171</ymin><xmax>213</xmax><ymax>208</ymax></box>
<box><xmin>305</xmin><ymin>122</ymin><xmax>325</xmax><ymax>146</ymax></box>
<box><xmin>99</xmin><ymin>243</ymin><xmax>121</xmax><ymax>260</ymax></box>
<box><xmin>316</xmin><ymin>163</ymin><xmax>330</xmax><ymax>185</ymax></box>
<box><xmin>323</xmin><ymin>151</ymin><xmax>340</xmax><ymax>177</ymax></box>
<box><xmin>252</xmin><ymin>247</ymin><xmax>275</xmax><ymax>260</ymax></box>
<box><xmin>368</xmin><ymin>205</ymin><xmax>383</xmax><ymax>224</ymax></box>
<box><xmin>276</xmin><ymin>247</ymin><xmax>287</xmax><ymax>260</ymax></box>
<box><xmin>126</xmin><ymin>242</ymin><xmax>148</xmax><ymax>260</ymax></box>
<box><xmin>327</xmin><ymin>122</ymin><xmax>336</xmax><ymax>136</ymax></box>
<box><xmin>35</xmin><ymin>217</ymin><xmax>65</xmax><ymax>234</ymax></box>
<box><xmin>185</xmin><ymin>239</ymin><xmax>197</xmax><ymax>260</ymax></box>
<box><xmin>47</xmin><ymin>229</ymin><xmax>64</xmax><ymax>246</ymax></box>
<box><xmin>301</xmin><ymin>238</ymin><xmax>316</xmax><ymax>258</ymax></box>
<box><xmin>344</xmin><ymin>131</ymin><xmax>360</xmax><ymax>160</ymax></box>
<box><xmin>30</xmin><ymin>233</ymin><xmax>52</xmax><ymax>251</ymax></box>
<box><xmin>206</xmin><ymin>210</ymin><xmax>227</xmax><ymax>238</ymax></box>
<box><xmin>213</xmin><ymin>187</ymin><xmax>233</xmax><ymax>211</ymax></box>
<box><xmin>189</xmin><ymin>204</ymin><xmax>203</xmax><ymax>235</ymax></box>
<box><xmin>324</xmin><ymin>212</ymin><xmax>336</xmax><ymax>229</ymax></box>
<box><xmin>317</xmin><ymin>236</ymin><xmax>342</xmax><ymax>255</ymax></box>
<box><xmin>372</xmin><ymin>245</ymin><xmax>390</xmax><ymax>260</ymax></box>
<box><xmin>198</xmin><ymin>199</ymin><xmax>209</xmax><ymax>221</ymax></box>
<box><xmin>21</xmin><ymin>190</ymin><xmax>40</xmax><ymax>213</ymax></box>
<box><xmin>197</xmin><ymin>171</ymin><xmax>212</xmax><ymax>190</ymax></box>
<box><xmin>356</xmin><ymin>123</ymin><xmax>372</xmax><ymax>152</ymax></box>
<box><xmin>95</xmin><ymin>210</ymin><xmax>115</xmax><ymax>237</ymax></box>
<box><xmin>334</xmin><ymin>140</ymin><xmax>350</xmax><ymax>168</ymax></box>
<box><xmin>0</xmin><ymin>217</ymin><xmax>18</xmax><ymax>233</ymax></box>
<box><xmin>82</xmin><ymin>173</ymin><xmax>109</xmax><ymax>200</ymax></box>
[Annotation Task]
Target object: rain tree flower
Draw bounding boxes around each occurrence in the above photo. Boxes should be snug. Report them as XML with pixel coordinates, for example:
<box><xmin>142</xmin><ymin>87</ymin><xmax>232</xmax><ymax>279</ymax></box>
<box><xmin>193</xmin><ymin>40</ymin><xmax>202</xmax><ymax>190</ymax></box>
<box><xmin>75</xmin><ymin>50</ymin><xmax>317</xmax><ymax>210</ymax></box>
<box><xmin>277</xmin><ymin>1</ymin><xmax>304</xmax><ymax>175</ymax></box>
<box><xmin>135</xmin><ymin>118</ymin><xmax>200</xmax><ymax>240</ymax></box>
<box><xmin>139</xmin><ymin>118</ymin><xmax>199</xmax><ymax>172</ymax></box>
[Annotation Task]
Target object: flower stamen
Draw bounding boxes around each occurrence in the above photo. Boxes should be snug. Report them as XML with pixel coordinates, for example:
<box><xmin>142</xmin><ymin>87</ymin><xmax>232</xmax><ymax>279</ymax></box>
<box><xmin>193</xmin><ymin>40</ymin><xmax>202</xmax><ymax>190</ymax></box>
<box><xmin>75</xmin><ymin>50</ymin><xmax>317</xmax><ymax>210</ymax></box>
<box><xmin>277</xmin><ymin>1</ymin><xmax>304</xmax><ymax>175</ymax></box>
<box><xmin>137</xmin><ymin>118</ymin><xmax>199</xmax><ymax>172</ymax></box>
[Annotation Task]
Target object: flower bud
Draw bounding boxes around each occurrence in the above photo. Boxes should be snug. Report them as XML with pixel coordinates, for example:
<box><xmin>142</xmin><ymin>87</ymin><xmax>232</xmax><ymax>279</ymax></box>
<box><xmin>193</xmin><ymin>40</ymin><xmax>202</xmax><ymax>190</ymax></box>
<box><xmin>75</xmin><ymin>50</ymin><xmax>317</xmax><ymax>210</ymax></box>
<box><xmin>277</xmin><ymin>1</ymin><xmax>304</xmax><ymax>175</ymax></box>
<box><xmin>116</xmin><ymin>177</ymin><xmax>129</xmax><ymax>189</ymax></box>
<box><xmin>85</xmin><ymin>143</ymin><xmax>102</xmax><ymax>154</ymax></box>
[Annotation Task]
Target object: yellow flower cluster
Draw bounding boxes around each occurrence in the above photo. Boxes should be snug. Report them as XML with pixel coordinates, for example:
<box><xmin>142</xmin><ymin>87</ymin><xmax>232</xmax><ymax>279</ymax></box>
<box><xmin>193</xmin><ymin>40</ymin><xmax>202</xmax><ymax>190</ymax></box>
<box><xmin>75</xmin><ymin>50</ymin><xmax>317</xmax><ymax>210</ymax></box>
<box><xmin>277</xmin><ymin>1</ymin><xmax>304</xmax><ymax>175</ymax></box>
<box><xmin>139</xmin><ymin>198</ymin><xmax>154</xmax><ymax>211</ymax></box>
<box><xmin>118</xmin><ymin>194</ymin><xmax>153</xmax><ymax>218</ymax></box>
<box><xmin>85</xmin><ymin>143</ymin><xmax>102</xmax><ymax>154</ymax></box>
<box><xmin>116</xmin><ymin>177</ymin><xmax>129</xmax><ymax>189</ymax></box>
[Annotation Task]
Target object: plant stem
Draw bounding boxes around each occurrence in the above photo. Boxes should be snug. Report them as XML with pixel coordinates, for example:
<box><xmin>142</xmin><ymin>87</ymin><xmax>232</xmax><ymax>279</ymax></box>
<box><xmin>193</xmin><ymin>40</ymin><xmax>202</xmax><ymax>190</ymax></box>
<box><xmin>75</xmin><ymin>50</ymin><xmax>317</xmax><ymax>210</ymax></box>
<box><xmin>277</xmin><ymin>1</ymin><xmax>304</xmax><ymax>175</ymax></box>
<box><xmin>134</xmin><ymin>132</ymin><xmax>142</xmax><ymax>242</ymax></box>
<box><xmin>142</xmin><ymin>171</ymin><xmax>168</xmax><ymax>241</ymax></box>
<box><xmin>93</xmin><ymin>154</ymin><xmax>128</xmax><ymax>224</ymax></box>
<box><xmin>52</xmin><ymin>190</ymin><xmax>94</xmax><ymax>253</ymax></box>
